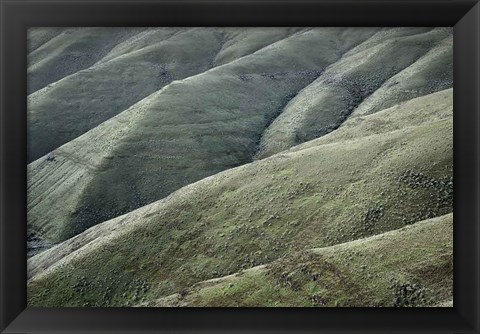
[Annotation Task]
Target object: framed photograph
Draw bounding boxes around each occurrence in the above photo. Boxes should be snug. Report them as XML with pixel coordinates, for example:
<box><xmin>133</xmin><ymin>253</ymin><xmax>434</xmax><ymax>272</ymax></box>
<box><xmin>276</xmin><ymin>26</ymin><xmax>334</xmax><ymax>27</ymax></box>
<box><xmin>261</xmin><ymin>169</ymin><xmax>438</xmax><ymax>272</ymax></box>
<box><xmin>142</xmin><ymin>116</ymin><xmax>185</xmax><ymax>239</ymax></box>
<box><xmin>1</xmin><ymin>0</ymin><xmax>479</xmax><ymax>333</ymax></box>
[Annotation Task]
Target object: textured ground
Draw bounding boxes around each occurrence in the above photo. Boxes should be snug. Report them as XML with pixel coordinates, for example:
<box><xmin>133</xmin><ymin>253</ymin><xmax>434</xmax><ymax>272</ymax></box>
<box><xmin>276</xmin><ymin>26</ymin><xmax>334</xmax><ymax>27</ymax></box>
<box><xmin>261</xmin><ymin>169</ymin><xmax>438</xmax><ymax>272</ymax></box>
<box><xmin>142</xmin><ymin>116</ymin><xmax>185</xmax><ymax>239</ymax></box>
<box><xmin>27</xmin><ymin>27</ymin><xmax>453</xmax><ymax>307</ymax></box>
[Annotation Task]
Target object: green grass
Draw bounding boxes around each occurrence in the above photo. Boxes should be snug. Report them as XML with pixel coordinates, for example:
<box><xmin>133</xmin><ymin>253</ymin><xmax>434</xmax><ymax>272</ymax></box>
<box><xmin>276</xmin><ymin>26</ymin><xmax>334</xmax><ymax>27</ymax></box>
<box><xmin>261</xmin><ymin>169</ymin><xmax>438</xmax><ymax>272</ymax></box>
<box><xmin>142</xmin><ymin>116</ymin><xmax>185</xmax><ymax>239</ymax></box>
<box><xmin>28</xmin><ymin>27</ymin><xmax>145</xmax><ymax>94</ymax></box>
<box><xmin>255</xmin><ymin>28</ymin><xmax>451</xmax><ymax>158</ymax></box>
<box><xmin>28</xmin><ymin>27</ymin><xmax>385</xmax><ymax>243</ymax></box>
<box><xmin>27</xmin><ymin>28</ymin><xmax>453</xmax><ymax>307</ymax></box>
<box><xmin>27</xmin><ymin>28</ymin><xmax>452</xmax><ymax>246</ymax></box>
<box><xmin>28</xmin><ymin>101</ymin><xmax>452</xmax><ymax>306</ymax></box>
<box><xmin>148</xmin><ymin>213</ymin><xmax>452</xmax><ymax>307</ymax></box>
<box><xmin>28</xmin><ymin>28</ymin><xmax>224</xmax><ymax>162</ymax></box>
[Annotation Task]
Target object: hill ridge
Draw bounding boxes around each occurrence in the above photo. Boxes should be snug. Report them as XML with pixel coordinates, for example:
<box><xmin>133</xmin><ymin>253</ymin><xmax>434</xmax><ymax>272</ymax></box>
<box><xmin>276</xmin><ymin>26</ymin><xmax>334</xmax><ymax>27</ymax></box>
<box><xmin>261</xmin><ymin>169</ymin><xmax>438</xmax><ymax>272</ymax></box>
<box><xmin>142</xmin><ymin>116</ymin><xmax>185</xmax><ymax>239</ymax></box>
<box><xmin>26</xmin><ymin>28</ymin><xmax>453</xmax><ymax>307</ymax></box>
<box><xmin>147</xmin><ymin>213</ymin><xmax>452</xmax><ymax>307</ymax></box>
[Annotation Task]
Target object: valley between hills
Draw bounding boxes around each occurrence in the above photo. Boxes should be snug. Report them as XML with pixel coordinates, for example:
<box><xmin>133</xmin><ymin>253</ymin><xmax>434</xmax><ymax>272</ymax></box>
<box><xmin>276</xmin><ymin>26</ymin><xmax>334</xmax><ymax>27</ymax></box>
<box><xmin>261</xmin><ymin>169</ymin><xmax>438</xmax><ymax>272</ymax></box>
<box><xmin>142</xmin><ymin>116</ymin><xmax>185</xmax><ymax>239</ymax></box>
<box><xmin>27</xmin><ymin>27</ymin><xmax>453</xmax><ymax>307</ymax></box>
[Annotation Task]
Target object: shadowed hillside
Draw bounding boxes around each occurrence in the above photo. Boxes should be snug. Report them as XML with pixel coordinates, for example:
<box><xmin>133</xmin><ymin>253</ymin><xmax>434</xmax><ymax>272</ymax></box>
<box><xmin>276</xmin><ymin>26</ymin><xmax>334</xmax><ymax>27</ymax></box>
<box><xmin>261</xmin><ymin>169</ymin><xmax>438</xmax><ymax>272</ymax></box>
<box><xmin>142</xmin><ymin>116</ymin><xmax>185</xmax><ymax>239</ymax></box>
<box><xmin>28</xmin><ymin>28</ymin><xmax>146</xmax><ymax>94</ymax></box>
<box><xmin>27</xmin><ymin>27</ymin><xmax>453</xmax><ymax>307</ymax></box>
<box><xmin>149</xmin><ymin>214</ymin><xmax>453</xmax><ymax>307</ymax></box>
<box><xmin>28</xmin><ymin>27</ymin><xmax>384</xmax><ymax>243</ymax></box>
<box><xmin>255</xmin><ymin>28</ymin><xmax>451</xmax><ymax>158</ymax></box>
<box><xmin>28</xmin><ymin>89</ymin><xmax>452</xmax><ymax>306</ymax></box>
<box><xmin>27</xmin><ymin>27</ymin><xmax>452</xmax><ymax>247</ymax></box>
<box><xmin>28</xmin><ymin>28</ymin><xmax>222</xmax><ymax>162</ymax></box>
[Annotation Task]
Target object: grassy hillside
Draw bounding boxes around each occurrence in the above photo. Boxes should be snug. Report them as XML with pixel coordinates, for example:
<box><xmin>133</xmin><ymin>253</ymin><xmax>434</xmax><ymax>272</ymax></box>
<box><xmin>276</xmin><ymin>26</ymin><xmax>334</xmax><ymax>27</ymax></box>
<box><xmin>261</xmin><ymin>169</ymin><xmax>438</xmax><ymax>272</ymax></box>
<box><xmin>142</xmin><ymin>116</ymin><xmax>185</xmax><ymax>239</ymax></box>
<box><xmin>255</xmin><ymin>28</ymin><xmax>451</xmax><ymax>159</ymax></box>
<box><xmin>289</xmin><ymin>88</ymin><xmax>452</xmax><ymax>151</ymax></box>
<box><xmin>213</xmin><ymin>27</ymin><xmax>306</xmax><ymax>65</ymax></box>
<box><xmin>27</xmin><ymin>28</ymin><xmax>453</xmax><ymax>248</ymax></box>
<box><xmin>27</xmin><ymin>28</ymin><xmax>145</xmax><ymax>94</ymax></box>
<box><xmin>352</xmin><ymin>35</ymin><xmax>452</xmax><ymax>117</ymax></box>
<box><xmin>28</xmin><ymin>27</ymin><xmax>384</xmax><ymax>243</ymax></box>
<box><xmin>27</xmin><ymin>27</ymin><xmax>338</xmax><ymax>163</ymax></box>
<box><xmin>27</xmin><ymin>28</ymin><xmax>64</xmax><ymax>53</ymax></box>
<box><xmin>27</xmin><ymin>89</ymin><xmax>452</xmax><ymax>306</ymax></box>
<box><xmin>27</xmin><ymin>28</ymin><xmax>453</xmax><ymax>307</ymax></box>
<box><xmin>149</xmin><ymin>214</ymin><xmax>452</xmax><ymax>307</ymax></box>
<box><xmin>27</xmin><ymin>28</ymin><xmax>223</xmax><ymax>162</ymax></box>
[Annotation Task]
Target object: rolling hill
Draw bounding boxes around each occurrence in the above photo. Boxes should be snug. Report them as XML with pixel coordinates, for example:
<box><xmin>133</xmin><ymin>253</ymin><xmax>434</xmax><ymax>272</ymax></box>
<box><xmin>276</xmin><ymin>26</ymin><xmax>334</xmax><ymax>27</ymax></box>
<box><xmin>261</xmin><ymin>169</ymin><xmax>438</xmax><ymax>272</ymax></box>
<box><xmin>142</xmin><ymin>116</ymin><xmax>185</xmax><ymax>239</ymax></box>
<box><xmin>149</xmin><ymin>213</ymin><xmax>453</xmax><ymax>307</ymax></box>
<box><xmin>28</xmin><ymin>28</ymin><xmax>451</xmax><ymax>245</ymax></box>
<box><xmin>26</xmin><ymin>27</ymin><xmax>453</xmax><ymax>307</ymax></box>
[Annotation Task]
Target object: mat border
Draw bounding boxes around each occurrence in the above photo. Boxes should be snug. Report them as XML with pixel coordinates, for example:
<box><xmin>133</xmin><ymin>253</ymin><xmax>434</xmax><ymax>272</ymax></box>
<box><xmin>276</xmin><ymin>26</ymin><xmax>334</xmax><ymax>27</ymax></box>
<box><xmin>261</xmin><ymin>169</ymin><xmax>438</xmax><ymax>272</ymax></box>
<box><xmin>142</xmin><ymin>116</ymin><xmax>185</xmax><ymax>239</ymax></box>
<box><xmin>1</xmin><ymin>0</ymin><xmax>479</xmax><ymax>333</ymax></box>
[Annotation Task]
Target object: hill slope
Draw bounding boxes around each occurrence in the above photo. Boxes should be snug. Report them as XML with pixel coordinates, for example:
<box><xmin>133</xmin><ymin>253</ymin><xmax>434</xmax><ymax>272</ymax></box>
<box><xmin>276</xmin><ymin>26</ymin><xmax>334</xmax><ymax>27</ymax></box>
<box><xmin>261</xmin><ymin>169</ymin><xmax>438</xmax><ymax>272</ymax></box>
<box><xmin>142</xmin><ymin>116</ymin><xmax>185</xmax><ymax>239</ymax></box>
<box><xmin>150</xmin><ymin>213</ymin><xmax>452</xmax><ymax>307</ymax></box>
<box><xmin>255</xmin><ymin>28</ymin><xmax>451</xmax><ymax>158</ymax></box>
<box><xmin>27</xmin><ymin>88</ymin><xmax>452</xmax><ymax>306</ymax></box>
<box><xmin>27</xmin><ymin>27</ymin><xmax>381</xmax><ymax>243</ymax></box>
<box><xmin>27</xmin><ymin>27</ymin><xmax>145</xmax><ymax>94</ymax></box>
<box><xmin>27</xmin><ymin>28</ymin><xmax>452</xmax><ymax>248</ymax></box>
<box><xmin>27</xmin><ymin>27</ymin><xmax>453</xmax><ymax>307</ymax></box>
<box><xmin>28</xmin><ymin>28</ymin><xmax>222</xmax><ymax>162</ymax></box>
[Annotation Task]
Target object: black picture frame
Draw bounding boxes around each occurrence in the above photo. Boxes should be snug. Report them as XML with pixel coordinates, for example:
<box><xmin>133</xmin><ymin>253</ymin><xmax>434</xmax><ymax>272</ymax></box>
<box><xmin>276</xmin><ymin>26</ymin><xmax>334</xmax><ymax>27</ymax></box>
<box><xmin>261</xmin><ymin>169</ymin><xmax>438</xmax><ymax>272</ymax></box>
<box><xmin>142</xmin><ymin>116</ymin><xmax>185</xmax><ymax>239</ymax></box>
<box><xmin>1</xmin><ymin>0</ymin><xmax>479</xmax><ymax>333</ymax></box>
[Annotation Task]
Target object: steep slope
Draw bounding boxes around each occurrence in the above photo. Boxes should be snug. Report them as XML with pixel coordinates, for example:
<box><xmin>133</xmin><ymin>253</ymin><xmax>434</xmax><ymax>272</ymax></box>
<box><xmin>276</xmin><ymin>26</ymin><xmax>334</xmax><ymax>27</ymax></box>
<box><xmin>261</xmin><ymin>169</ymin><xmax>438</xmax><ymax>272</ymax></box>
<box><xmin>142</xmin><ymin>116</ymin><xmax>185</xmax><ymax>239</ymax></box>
<box><xmin>28</xmin><ymin>27</ymin><xmax>383</xmax><ymax>244</ymax></box>
<box><xmin>27</xmin><ymin>27</ymin><xmax>145</xmax><ymax>94</ymax></box>
<box><xmin>289</xmin><ymin>88</ymin><xmax>452</xmax><ymax>152</ymax></box>
<box><xmin>149</xmin><ymin>214</ymin><xmax>452</xmax><ymax>307</ymax></box>
<box><xmin>27</xmin><ymin>28</ymin><xmax>64</xmax><ymax>53</ymax></box>
<box><xmin>27</xmin><ymin>27</ymin><xmax>382</xmax><ymax>163</ymax></box>
<box><xmin>212</xmin><ymin>27</ymin><xmax>307</xmax><ymax>65</ymax></box>
<box><xmin>27</xmin><ymin>89</ymin><xmax>452</xmax><ymax>306</ymax></box>
<box><xmin>96</xmin><ymin>28</ymin><xmax>186</xmax><ymax>63</ymax></box>
<box><xmin>352</xmin><ymin>35</ymin><xmax>452</xmax><ymax>117</ymax></box>
<box><xmin>255</xmin><ymin>28</ymin><xmax>451</xmax><ymax>159</ymax></box>
<box><xmin>27</xmin><ymin>28</ymin><xmax>224</xmax><ymax>162</ymax></box>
